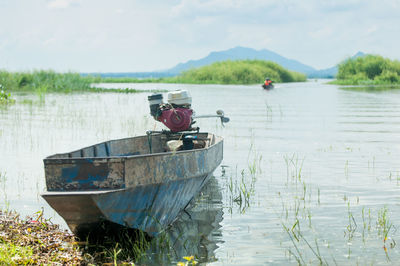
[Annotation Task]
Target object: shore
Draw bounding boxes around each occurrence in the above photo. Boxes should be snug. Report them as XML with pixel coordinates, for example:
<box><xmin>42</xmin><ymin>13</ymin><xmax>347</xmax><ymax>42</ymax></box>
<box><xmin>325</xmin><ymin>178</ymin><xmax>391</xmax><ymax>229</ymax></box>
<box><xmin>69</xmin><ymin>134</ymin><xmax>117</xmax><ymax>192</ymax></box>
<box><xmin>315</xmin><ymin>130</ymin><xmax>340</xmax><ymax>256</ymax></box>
<box><xmin>0</xmin><ymin>210</ymin><xmax>87</xmax><ymax>265</ymax></box>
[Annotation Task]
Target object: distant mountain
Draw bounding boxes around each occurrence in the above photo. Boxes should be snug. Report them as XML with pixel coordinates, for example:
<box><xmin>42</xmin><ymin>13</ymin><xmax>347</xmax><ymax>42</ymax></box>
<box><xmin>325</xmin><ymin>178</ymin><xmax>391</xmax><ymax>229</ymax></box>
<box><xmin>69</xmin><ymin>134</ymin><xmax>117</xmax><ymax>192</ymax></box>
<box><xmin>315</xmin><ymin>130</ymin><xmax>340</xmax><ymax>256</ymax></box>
<box><xmin>83</xmin><ymin>48</ymin><xmax>367</xmax><ymax>79</ymax></box>
<box><xmin>308</xmin><ymin>51</ymin><xmax>366</xmax><ymax>78</ymax></box>
<box><xmin>166</xmin><ymin>46</ymin><xmax>317</xmax><ymax>75</ymax></box>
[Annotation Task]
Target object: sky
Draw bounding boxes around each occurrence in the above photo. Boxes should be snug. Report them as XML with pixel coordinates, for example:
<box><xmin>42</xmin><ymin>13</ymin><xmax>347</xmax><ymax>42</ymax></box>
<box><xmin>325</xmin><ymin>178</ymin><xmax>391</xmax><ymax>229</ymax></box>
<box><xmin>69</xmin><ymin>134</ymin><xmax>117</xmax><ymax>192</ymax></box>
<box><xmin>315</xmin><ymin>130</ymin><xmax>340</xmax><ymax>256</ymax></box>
<box><xmin>1</xmin><ymin>0</ymin><xmax>400</xmax><ymax>72</ymax></box>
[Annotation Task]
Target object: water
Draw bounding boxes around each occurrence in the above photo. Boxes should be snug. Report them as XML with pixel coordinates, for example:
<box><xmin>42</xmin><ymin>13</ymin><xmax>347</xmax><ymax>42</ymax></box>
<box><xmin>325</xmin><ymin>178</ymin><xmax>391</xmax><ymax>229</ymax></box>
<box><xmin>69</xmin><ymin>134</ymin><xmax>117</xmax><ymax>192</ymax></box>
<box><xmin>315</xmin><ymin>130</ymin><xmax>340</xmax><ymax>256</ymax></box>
<box><xmin>1</xmin><ymin>80</ymin><xmax>400</xmax><ymax>264</ymax></box>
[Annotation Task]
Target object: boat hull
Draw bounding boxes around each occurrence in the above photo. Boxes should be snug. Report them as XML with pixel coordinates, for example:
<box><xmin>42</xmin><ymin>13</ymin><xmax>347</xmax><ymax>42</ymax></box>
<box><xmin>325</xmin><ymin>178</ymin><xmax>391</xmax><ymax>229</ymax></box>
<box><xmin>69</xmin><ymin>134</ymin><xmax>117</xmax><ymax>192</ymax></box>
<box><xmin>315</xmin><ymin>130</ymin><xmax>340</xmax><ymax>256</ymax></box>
<box><xmin>43</xmin><ymin>173</ymin><xmax>211</xmax><ymax>236</ymax></box>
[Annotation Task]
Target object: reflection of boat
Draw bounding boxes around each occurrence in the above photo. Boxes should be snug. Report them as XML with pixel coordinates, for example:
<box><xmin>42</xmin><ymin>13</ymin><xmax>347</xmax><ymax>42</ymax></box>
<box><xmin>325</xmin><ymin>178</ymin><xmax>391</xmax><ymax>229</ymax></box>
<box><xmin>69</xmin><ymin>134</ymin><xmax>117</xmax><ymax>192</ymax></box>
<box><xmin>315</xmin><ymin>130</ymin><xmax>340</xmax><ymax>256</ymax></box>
<box><xmin>41</xmin><ymin>132</ymin><xmax>223</xmax><ymax>237</ymax></box>
<box><xmin>136</xmin><ymin>175</ymin><xmax>224</xmax><ymax>264</ymax></box>
<box><xmin>166</xmin><ymin>175</ymin><xmax>223</xmax><ymax>263</ymax></box>
<box><xmin>262</xmin><ymin>83</ymin><xmax>274</xmax><ymax>90</ymax></box>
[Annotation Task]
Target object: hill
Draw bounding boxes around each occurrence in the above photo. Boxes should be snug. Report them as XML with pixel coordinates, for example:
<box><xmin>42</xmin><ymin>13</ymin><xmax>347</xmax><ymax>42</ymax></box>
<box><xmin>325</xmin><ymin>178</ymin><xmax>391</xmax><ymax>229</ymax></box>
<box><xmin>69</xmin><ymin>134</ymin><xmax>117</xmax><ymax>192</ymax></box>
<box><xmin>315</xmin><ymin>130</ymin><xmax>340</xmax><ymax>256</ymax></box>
<box><xmin>170</xmin><ymin>60</ymin><xmax>307</xmax><ymax>84</ymax></box>
<box><xmin>166</xmin><ymin>46</ymin><xmax>316</xmax><ymax>75</ymax></box>
<box><xmin>82</xmin><ymin>48</ymin><xmax>367</xmax><ymax>79</ymax></box>
<box><xmin>308</xmin><ymin>52</ymin><xmax>366</xmax><ymax>78</ymax></box>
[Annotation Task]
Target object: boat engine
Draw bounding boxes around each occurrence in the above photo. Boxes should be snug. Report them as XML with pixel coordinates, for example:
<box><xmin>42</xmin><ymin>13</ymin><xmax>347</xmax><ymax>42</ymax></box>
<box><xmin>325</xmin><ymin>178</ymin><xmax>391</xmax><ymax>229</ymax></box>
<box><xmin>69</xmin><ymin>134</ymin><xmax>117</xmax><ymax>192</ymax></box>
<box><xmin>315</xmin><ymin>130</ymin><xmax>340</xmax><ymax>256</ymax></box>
<box><xmin>148</xmin><ymin>90</ymin><xmax>194</xmax><ymax>132</ymax></box>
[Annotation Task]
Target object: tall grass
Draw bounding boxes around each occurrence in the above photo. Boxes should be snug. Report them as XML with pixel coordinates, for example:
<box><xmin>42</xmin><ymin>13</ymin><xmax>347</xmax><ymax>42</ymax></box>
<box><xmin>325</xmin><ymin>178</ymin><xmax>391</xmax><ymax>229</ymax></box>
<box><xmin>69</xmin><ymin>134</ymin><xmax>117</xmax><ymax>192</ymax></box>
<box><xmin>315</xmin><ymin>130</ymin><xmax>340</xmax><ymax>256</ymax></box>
<box><xmin>87</xmin><ymin>60</ymin><xmax>307</xmax><ymax>85</ymax></box>
<box><xmin>0</xmin><ymin>70</ymin><xmax>157</xmax><ymax>96</ymax></box>
<box><xmin>0</xmin><ymin>70</ymin><xmax>92</xmax><ymax>92</ymax></box>
<box><xmin>332</xmin><ymin>55</ymin><xmax>400</xmax><ymax>85</ymax></box>
<box><xmin>171</xmin><ymin>60</ymin><xmax>307</xmax><ymax>84</ymax></box>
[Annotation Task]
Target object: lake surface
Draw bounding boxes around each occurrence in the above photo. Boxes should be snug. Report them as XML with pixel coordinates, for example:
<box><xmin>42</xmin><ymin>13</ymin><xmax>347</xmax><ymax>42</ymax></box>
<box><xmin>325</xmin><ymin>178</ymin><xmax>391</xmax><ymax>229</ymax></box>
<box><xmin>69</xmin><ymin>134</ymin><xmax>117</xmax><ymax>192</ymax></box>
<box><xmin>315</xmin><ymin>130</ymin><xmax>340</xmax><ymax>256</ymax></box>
<box><xmin>1</xmin><ymin>80</ymin><xmax>400</xmax><ymax>265</ymax></box>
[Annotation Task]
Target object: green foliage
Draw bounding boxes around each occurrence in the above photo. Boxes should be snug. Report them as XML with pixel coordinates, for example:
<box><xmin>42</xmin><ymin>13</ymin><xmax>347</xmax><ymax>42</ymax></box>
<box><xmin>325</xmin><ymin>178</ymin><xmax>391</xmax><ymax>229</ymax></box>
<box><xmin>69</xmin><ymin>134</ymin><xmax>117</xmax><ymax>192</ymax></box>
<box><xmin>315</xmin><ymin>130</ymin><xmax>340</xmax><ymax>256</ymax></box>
<box><xmin>0</xmin><ymin>70</ymin><xmax>92</xmax><ymax>93</ymax></box>
<box><xmin>334</xmin><ymin>55</ymin><xmax>400</xmax><ymax>85</ymax></box>
<box><xmin>0</xmin><ymin>84</ymin><xmax>15</xmax><ymax>104</ymax></box>
<box><xmin>171</xmin><ymin>60</ymin><xmax>307</xmax><ymax>84</ymax></box>
<box><xmin>0</xmin><ymin>241</ymin><xmax>34</xmax><ymax>265</ymax></box>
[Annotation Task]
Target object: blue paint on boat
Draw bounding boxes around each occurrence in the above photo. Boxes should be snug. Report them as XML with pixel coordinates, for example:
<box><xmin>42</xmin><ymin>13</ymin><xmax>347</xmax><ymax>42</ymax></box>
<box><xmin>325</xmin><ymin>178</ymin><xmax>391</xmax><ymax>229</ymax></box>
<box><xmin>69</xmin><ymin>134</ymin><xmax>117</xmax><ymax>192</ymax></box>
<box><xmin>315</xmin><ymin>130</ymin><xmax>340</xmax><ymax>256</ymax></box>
<box><xmin>41</xmin><ymin>132</ymin><xmax>223</xmax><ymax>236</ymax></box>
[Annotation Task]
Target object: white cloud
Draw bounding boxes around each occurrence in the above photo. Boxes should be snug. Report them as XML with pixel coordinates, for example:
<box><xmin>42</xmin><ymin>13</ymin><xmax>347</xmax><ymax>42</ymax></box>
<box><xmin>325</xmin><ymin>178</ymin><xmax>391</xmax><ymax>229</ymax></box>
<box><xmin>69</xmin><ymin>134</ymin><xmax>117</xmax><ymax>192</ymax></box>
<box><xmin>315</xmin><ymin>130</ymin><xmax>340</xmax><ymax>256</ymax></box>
<box><xmin>1</xmin><ymin>0</ymin><xmax>400</xmax><ymax>71</ymax></box>
<box><xmin>366</xmin><ymin>25</ymin><xmax>378</xmax><ymax>35</ymax></box>
<box><xmin>47</xmin><ymin>0</ymin><xmax>80</xmax><ymax>10</ymax></box>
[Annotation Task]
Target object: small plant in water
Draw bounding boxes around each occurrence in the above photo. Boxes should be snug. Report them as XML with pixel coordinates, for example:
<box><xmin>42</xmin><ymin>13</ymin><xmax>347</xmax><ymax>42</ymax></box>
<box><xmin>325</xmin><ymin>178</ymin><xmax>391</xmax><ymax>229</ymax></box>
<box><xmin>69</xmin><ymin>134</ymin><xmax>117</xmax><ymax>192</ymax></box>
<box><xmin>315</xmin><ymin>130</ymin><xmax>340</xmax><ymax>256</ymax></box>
<box><xmin>377</xmin><ymin>206</ymin><xmax>393</xmax><ymax>242</ymax></box>
<box><xmin>0</xmin><ymin>84</ymin><xmax>15</xmax><ymax>104</ymax></box>
<box><xmin>177</xmin><ymin>255</ymin><xmax>198</xmax><ymax>266</ymax></box>
<box><xmin>228</xmin><ymin>169</ymin><xmax>256</xmax><ymax>213</ymax></box>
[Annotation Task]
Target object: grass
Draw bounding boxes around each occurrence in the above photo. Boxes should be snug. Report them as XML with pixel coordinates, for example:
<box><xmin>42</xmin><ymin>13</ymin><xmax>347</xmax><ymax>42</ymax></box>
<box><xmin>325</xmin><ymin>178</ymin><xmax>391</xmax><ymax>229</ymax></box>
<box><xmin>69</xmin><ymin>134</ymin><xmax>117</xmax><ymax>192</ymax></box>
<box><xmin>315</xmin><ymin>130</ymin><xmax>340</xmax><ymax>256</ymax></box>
<box><xmin>1</xmin><ymin>60</ymin><xmax>306</xmax><ymax>97</ymax></box>
<box><xmin>330</xmin><ymin>54</ymin><xmax>400</xmax><ymax>86</ymax></box>
<box><xmin>0</xmin><ymin>70</ymin><xmax>164</xmax><ymax>97</ymax></box>
<box><xmin>0</xmin><ymin>84</ymin><xmax>15</xmax><ymax>105</ymax></box>
<box><xmin>171</xmin><ymin>60</ymin><xmax>307</xmax><ymax>84</ymax></box>
<box><xmin>0</xmin><ymin>240</ymin><xmax>34</xmax><ymax>265</ymax></box>
<box><xmin>87</xmin><ymin>59</ymin><xmax>307</xmax><ymax>85</ymax></box>
<box><xmin>0</xmin><ymin>209</ymin><xmax>179</xmax><ymax>265</ymax></box>
<box><xmin>0</xmin><ymin>209</ymin><xmax>83</xmax><ymax>265</ymax></box>
<box><xmin>276</xmin><ymin>153</ymin><xmax>400</xmax><ymax>264</ymax></box>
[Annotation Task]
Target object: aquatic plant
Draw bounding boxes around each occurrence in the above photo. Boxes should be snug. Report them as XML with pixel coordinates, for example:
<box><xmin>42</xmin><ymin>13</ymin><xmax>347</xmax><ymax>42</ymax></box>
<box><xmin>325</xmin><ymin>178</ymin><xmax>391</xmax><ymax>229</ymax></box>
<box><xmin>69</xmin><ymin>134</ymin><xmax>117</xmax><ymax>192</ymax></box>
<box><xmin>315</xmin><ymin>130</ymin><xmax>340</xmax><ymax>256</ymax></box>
<box><xmin>0</xmin><ymin>84</ymin><xmax>15</xmax><ymax>105</ymax></box>
<box><xmin>283</xmin><ymin>153</ymin><xmax>305</xmax><ymax>185</ymax></box>
<box><xmin>376</xmin><ymin>206</ymin><xmax>394</xmax><ymax>243</ymax></box>
<box><xmin>172</xmin><ymin>60</ymin><xmax>307</xmax><ymax>84</ymax></box>
<box><xmin>177</xmin><ymin>255</ymin><xmax>198</xmax><ymax>266</ymax></box>
<box><xmin>332</xmin><ymin>54</ymin><xmax>400</xmax><ymax>85</ymax></box>
<box><xmin>0</xmin><ymin>70</ymin><xmax>159</xmax><ymax>94</ymax></box>
<box><xmin>224</xmin><ymin>166</ymin><xmax>256</xmax><ymax>214</ymax></box>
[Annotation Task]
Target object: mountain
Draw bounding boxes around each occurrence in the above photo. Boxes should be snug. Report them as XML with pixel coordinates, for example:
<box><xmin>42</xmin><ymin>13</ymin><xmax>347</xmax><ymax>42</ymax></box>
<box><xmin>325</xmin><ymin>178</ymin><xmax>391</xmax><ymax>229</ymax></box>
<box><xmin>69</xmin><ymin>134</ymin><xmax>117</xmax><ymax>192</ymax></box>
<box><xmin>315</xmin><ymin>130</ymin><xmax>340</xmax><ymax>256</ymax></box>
<box><xmin>308</xmin><ymin>51</ymin><xmax>366</xmax><ymax>78</ymax></box>
<box><xmin>166</xmin><ymin>46</ymin><xmax>317</xmax><ymax>75</ymax></box>
<box><xmin>83</xmin><ymin>48</ymin><xmax>367</xmax><ymax>79</ymax></box>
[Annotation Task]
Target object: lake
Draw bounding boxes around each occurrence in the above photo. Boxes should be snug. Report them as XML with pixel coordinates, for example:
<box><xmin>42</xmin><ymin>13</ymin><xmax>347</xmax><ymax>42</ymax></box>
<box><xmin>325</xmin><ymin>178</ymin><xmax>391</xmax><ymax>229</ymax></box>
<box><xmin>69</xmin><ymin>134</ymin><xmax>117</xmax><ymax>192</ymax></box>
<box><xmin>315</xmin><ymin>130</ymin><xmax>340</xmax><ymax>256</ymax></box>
<box><xmin>1</xmin><ymin>80</ymin><xmax>400</xmax><ymax>265</ymax></box>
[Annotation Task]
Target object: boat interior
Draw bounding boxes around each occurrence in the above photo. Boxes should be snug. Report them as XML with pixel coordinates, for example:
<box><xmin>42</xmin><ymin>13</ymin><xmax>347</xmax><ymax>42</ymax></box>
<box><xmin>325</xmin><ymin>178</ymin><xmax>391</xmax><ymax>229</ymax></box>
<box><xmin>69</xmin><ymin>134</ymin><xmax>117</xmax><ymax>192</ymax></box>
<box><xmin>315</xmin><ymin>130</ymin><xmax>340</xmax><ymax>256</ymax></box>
<box><xmin>47</xmin><ymin>132</ymin><xmax>217</xmax><ymax>160</ymax></box>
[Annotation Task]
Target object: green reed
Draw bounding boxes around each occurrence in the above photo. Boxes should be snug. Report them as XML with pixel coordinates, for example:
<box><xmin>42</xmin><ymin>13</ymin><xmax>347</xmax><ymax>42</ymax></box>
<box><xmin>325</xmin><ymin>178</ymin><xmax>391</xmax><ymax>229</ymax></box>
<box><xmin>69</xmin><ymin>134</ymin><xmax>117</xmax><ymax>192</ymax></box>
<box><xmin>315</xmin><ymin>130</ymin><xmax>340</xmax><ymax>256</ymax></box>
<box><xmin>284</xmin><ymin>153</ymin><xmax>305</xmax><ymax>185</ymax></box>
<box><xmin>277</xmin><ymin>154</ymin><xmax>398</xmax><ymax>264</ymax></box>
<box><xmin>0</xmin><ymin>84</ymin><xmax>15</xmax><ymax>105</ymax></box>
<box><xmin>0</xmin><ymin>70</ymin><xmax>161</xmax><ymax>96</ymax></box>
<box><xmin>224</xmin><ymin>166</ymin><xmax>257</xmax><ymax>214</ymax></box>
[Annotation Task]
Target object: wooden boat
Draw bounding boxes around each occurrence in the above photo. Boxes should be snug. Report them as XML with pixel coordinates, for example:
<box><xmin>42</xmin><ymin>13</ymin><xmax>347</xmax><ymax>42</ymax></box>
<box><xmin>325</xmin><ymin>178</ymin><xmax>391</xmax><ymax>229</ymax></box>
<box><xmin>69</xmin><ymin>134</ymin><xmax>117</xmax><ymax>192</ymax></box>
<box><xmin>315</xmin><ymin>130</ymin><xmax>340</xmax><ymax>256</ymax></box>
<box><xmin>41</xmin><ymin>132</ymin><xmax>223</xmax><ymax>237</ymax></box>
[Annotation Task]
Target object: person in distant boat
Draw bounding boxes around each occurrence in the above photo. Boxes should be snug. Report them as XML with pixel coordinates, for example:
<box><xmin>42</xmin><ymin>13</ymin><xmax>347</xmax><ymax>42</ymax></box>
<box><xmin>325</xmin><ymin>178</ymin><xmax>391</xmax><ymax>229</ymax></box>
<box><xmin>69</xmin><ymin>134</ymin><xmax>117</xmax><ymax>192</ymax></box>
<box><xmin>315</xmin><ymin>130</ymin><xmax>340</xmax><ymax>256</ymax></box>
<box><xmin>264</xmin><ymin>78</ymin><xmax>272</xmax><ymax>86</ymax></box>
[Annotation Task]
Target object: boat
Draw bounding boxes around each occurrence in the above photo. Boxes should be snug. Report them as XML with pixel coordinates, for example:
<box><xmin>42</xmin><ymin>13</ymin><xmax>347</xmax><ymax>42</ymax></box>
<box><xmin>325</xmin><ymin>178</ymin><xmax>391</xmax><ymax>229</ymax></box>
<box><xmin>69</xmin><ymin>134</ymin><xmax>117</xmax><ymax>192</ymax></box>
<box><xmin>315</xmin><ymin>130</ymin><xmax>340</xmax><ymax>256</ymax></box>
<box><xmin>42</xmin><ymin>132</ymin><xmax>223</xmax><ymax>237</ymax></box>
<box><xmin>41</xmin><ymin>90</ymin><xmax>228</xmax><ymax>237</ymax></box>
<box><xmin>262</xmin><ymin>78</ymin><xmax>274</xmax><ymax>90</ymax></box>
<box><xmin>262</xmin><ymin>83</ymin><xmax>274</xmax><ymax>90</ymax></box>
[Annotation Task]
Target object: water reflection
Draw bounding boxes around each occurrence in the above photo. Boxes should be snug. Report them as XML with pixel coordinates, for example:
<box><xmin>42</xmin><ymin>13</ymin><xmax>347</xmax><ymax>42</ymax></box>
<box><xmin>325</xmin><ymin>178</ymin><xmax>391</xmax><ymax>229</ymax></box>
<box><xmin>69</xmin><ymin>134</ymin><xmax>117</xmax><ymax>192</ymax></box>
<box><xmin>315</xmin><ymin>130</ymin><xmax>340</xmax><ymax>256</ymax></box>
<box><xmin>75</xmin><ymin>176</ymin><xmax>223</xmax><ymax>264</ymax></box>
<box><xmin>155</xmin><ymin>175</ymin><xmax>224</xmax><ymax>264</ymax></box>
<box><xmin>339</xmin><ymin>85</ymin><xmax>400</xmax><ymax>92</ymax></box>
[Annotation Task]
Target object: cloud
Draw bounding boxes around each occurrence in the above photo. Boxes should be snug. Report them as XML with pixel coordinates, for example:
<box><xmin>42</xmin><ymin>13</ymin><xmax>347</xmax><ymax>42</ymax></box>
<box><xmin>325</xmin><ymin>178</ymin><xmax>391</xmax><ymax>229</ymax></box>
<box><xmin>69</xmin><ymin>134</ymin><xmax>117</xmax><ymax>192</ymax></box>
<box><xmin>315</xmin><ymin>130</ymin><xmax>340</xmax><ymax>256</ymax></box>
<box><xmin>366</xmin><ymin>25</ymin><xmax>378</xmax><ymax>35</ymax></box>
<box><xmin>47</xmin><ymin>0</ymin><xmax>80</xmax><ymax>10</ymax></box>
<box><xmin>1</xmin><ymin>0</ymin><xmax>400</xmax><ymax>71</ymax></box>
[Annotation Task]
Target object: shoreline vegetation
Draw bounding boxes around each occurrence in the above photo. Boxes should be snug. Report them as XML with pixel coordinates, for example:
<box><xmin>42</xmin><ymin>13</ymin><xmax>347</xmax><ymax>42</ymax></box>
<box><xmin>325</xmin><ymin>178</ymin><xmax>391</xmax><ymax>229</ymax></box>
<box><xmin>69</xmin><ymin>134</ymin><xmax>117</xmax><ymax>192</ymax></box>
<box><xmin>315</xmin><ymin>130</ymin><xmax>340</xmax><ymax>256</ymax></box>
<box><xmin>0</xmin><ymin>60</ymin><xmax>305</xmax><ymax>100</ymax></box>
<box><xmin>2</xmin><ymin>55</ymin><xmax>400</xmax><ymax>104</ymax></box>
<box><xmin>0</xmin><ymin>210</ymin><xmax>86</xmax><ymax>265</ymax></box>
<box><xmin>90</xmin><ymin>60</ymin><xmax>307</xmax><ymax>84</ymax></box>
<box><xmin>0</xmin><ymin>209</ymin><xmax>165</xmax><ymax>265</ymax></box>
<box><xmin>0</xmin><ymin>208</ymin><xmax>200</xmax><ymax>265</ymax></box>
<box><xmin>331</xmin><ymin>54</ymin><xmax>400</xmax><ymax>85</ymax></box>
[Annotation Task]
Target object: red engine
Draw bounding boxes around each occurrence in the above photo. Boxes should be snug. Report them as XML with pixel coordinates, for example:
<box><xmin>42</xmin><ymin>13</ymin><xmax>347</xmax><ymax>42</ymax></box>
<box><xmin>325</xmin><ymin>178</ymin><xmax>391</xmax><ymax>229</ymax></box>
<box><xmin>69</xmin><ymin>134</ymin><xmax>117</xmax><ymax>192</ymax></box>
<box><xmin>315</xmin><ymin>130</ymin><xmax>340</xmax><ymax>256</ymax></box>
<box><xmin>148</xmin><ymin>90</ymin><xmax>194</xmax><ymax>132</ymax></box>
<box><xmin>158</xmin><ymin>107</ymin><xmax>193</xmax><ymax>132</ymax></box>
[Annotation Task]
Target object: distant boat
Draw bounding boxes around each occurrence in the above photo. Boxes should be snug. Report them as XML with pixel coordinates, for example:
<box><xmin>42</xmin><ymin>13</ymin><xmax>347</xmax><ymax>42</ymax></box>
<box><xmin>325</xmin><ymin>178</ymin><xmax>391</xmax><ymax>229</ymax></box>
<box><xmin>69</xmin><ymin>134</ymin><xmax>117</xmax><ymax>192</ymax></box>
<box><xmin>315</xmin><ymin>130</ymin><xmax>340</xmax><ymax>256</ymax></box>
<box><xmin>41</xmin><ymin>132</ymin><xmax>223</xmax><ymax>237</ymax></box>
<box><xmin>262</xmin><ymin>83</ymin><xmax>274</xmax><ymax>90</ymax></box>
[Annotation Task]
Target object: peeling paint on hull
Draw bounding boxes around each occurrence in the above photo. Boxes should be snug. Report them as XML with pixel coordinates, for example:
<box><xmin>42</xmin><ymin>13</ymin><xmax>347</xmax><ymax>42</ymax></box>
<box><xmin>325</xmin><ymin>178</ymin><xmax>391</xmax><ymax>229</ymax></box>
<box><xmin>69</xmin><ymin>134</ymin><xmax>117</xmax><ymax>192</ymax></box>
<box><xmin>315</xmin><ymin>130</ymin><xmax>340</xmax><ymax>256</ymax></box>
<box><xmin>41</xmin><ymin>133</ymin><xmax>223</xmax><ymax>236</ymax></box>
